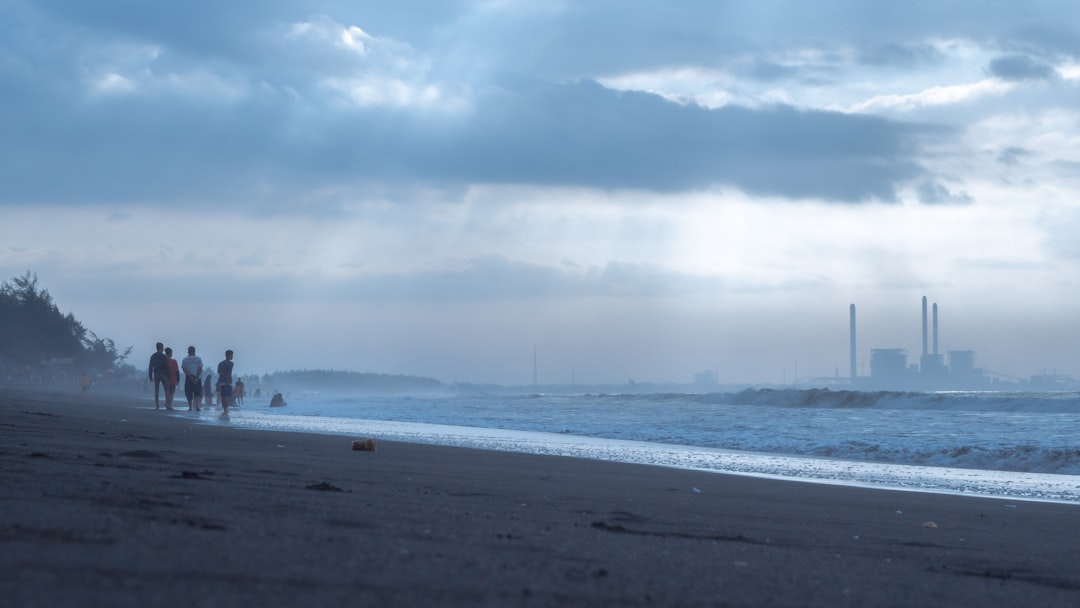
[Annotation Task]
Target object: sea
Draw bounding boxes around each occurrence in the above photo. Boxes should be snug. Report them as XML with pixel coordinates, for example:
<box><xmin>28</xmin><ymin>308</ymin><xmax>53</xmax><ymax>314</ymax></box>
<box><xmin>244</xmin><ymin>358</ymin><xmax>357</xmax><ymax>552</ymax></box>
<box><xmin>207</xmin><ymin>388</ymin><xmax>1080</xmax><ymax>504</ymax></box>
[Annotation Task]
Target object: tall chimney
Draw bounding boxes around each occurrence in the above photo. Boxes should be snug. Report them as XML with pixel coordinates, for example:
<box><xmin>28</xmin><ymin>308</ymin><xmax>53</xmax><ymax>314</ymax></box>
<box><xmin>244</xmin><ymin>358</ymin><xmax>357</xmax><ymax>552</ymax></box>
<box><xmin>921</xmin><ymin>296</ymin><xmax>928</xmax><ymax>357</ymax></box>
<box><xmin>933</xmin><ymin>303</ymin><xmax>939</xmax><ymax>356</ymax></box>
<box><xmin>849</xmin><ymin>303</ymin><xmax>857</xmax><ymax>381</ymax></box>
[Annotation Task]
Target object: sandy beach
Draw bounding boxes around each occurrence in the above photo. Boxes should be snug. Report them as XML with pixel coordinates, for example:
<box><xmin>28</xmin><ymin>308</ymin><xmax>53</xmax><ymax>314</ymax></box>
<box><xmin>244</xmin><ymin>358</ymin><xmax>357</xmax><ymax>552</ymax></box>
<box><xmin>3</xmin><ymin>388</ymin><xmax>1080</xmax><ymax>607</ymax></box>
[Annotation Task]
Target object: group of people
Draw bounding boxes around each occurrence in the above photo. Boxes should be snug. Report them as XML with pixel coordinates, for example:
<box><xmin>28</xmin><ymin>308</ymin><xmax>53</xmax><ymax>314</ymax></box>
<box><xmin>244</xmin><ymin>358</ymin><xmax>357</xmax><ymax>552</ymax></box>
<box><xmin>148</xmin><ymin>343</ymin><xmax>240</xmax><ymax>415</ymax></box>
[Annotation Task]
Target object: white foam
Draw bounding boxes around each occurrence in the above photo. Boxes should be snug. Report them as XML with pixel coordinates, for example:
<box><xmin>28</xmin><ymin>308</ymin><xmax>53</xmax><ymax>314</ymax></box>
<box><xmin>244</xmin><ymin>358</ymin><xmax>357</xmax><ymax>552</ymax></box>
<box><xmin>223</xmin><ymin>409</ymin><xmax>1080</xmax><ymax>504</ymax></box>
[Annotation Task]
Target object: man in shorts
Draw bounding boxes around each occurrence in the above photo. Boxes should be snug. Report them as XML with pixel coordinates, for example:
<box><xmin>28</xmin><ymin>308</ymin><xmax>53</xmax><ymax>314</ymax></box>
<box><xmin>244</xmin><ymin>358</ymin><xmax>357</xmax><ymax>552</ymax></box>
<box><xmin>181</xmin><ymin>346</ymin><xmax>204</xmax><ymax>411</ymax></box>
<box><xmin>148</xmin><ymin>342</ymin><xmax>172</xmax><ymax>411</ymax></box>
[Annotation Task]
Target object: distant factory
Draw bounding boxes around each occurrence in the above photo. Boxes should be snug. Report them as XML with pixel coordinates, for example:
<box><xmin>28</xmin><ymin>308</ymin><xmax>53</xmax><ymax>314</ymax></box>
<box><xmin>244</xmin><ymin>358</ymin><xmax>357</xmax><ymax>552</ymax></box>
<box><xmin>848</xmin><ymin>297</ymin><xmax>1076</xmax><ymax>391</ymax></box>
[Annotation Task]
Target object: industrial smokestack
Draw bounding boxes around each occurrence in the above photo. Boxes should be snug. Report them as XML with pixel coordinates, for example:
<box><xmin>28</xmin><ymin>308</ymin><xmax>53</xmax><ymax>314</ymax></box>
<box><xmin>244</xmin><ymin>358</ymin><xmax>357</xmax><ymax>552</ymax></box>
<box><xmin>932</xmin><ymin>303</ymin><xmax>939</xmax><ymax>356</ymax></box>
<box><xmin>921</xmin><ymin>296</ymin><xmax>928</xmax><ymax>357</ymax></box>
<box><xmin>850</xmin><ymin>303</ymin><xmax>857</xmax><ymax>381</ymax></box>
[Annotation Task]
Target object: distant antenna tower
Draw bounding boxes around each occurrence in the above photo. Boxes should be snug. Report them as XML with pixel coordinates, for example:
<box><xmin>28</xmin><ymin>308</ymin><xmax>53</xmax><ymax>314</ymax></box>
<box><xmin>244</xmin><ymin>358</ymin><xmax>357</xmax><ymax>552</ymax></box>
<box><xmin>849</xmin><ymin>303</ymin><xmax>857</xmax><ymax>381</ymax></box>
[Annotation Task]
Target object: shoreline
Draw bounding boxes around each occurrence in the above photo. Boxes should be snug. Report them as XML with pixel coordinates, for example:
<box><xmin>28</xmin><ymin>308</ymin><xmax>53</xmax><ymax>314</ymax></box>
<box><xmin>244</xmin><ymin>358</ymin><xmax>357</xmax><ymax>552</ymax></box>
<box><xmin>198</xmin><ymin>395</ymin><xmax>1080</xmax><ymax>505</ymax></box>
<box><xmin>4</xmin><ymin>387</ymin><xmax>1080</xmax><ymax>606</ymax></box>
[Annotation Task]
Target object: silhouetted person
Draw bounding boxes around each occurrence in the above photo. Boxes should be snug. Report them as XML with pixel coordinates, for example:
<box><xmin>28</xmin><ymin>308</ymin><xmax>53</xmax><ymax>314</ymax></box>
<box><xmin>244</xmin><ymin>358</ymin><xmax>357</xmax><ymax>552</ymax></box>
<box><xmin>148</xmin><ymin>342</ymin><xmax>172</xmax><ymax>410</ymax></box>
<box><xmin>80</xmin><ymin>373</ymin><xmax>90</xmax><ymax>393</ymax></box>
<box><xmin>234</xmin><ymin>377</ymin><xmax>245</xmax><ymax>406</ymax></box>
<box><xmin>217</xmin><ymin>349</ymin><xmax>235</xmax><ymax>415</ymax></box>
<box><xmin>181</xmin><ymin>346</ymin><xmax>204</xmax><ymax>411</ymax></box>
<box><xmin>203</xmin><ymin>373</ymin><xmax>214</xmax><ymax>408</ymax></box>
<box><xmin>164</xmin><ymin>347</ymin><xmax>180</xmax><ymax>410</ymax></box>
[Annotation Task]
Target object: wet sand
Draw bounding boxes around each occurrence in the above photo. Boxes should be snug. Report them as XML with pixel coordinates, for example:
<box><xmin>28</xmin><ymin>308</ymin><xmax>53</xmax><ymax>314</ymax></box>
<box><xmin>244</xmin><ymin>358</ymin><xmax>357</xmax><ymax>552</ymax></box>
<box><xmin>3</xmin><ymin>388</ymin><xmax>1080</xmax><ymax>607</ymax></box>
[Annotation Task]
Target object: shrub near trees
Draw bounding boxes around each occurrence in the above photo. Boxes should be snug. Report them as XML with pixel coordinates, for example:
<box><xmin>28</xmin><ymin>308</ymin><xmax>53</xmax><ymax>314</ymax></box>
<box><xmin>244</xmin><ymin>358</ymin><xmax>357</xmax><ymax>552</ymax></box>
<box><xmin>0</xmin><ymin>272</ymin><xmax>131</xmax><ymax>383</ymax></box>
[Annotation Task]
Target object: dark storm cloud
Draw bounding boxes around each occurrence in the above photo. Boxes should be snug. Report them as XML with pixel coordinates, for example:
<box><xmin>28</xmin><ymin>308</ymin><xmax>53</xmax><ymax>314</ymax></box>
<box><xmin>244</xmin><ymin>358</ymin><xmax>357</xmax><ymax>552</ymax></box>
<box><xmin>12</xmin><ymin>0</ymin><xmax>1072</xmax><ymax>208</ymax></box>
<box><xmin>988</xmin><ymin>54</ymin><xmax>1057</xmax><ymax>81</ymax></box>
<box><xmin>0</xmin><ymin>59</ymin><xmax>936</xmax><ymax>207</ymax></box>
<box><xmin>429</xmin><ymin>78</ymin><xmax>933</xmax><ymax>202</ymax></box>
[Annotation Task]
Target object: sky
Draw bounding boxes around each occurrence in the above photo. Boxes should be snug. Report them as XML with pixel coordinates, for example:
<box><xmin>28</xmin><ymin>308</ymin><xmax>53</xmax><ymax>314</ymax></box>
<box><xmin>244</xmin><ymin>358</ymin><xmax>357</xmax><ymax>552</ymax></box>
<box><xmin>2</xmin><ymin>1</ymin><xmax>1080</xmax><ymax>386</ymax></box>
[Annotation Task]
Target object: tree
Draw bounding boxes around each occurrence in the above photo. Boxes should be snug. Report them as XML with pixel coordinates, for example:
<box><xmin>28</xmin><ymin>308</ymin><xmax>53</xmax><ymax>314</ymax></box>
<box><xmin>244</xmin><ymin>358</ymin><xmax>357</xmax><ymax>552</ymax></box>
<box><xmin>0</xmin><ymin>271</ymin><xmax>128</xmax><ymax>372</ymax></box>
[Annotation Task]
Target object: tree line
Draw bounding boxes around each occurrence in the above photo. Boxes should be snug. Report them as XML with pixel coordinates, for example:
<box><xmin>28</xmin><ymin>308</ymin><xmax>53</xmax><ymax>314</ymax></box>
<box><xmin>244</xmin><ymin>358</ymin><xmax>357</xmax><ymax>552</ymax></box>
<box><xmin>0</xmin><ymin>272</ymin><xmax>130</xmax><ymax>375</ymax></box>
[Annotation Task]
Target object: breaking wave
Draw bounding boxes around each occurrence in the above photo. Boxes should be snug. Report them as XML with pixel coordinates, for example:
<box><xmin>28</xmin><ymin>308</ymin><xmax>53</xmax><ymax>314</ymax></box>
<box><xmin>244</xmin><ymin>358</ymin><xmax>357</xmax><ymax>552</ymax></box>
<box><xmin>212</xmin><ymin>388</ymin><xmax>1080</xmax><ymax>481</ymax></box>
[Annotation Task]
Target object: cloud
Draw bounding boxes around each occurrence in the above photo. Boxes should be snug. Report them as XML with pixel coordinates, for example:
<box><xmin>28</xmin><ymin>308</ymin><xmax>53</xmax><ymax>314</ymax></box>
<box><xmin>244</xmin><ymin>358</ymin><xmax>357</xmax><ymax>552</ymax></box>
<box><xmin>345</xmin><ymin>256</ymin><xmax>724</xmax><ymax>302</ymax></box>
<box><xmin>996</xmin><ymin>146</ymin><xmax>1031</xmax><ymax>166</ymax></box>
<box><xmin>40</xmin><ymin>254</ymin><xmax>724</xmax><ymax>305</ymax></box>
<box><xmin>0</xmin><ymin>34</ymin><xmax>939</xmax><ymax>208</ymax></box>
<box><xmin>1038</xmin><ymin>208</ymin><xmax>1080</xmax><ymax>260</ymax></box>
<box><xmin>14</xmin><ymin>0</ymin><xmax>1080</xmax><ymax>211</ymax></box>
<box><xmin>915</xmin><ymin>181</ymin><xmax>972</xmax><ymax>205</ymax></box>
<box><xmin>0</xmin><ymin>5</ymin><xmax>1068</xmax><ymax>217</ymax></box>
<box><xmin>988</xmin><ymin>54</ymin><xmax>1058</xmax><ymax>81</ymax></box>
<box><xmin>857</xmin><ymin>43</ymin><xmax>944</xmax><ymax>68</ymax></box>
<box><xmin>847</xmin><ymin>79</ymin><xmax>1015</xmax><ymax>114</ymax></box>
<box><xmin>429</xmin><ymin>78</ymin><xmax>935</xmax><ymax>202</ymax></box>
<box><xmin>1052</xmin><ymin>159</ymin><xmax>1080</xmax><ymax>177</ymax></box>
<box><xmin>287</xmin><ymin>16</ymin><xmax>373</xmax><ymax>58</ymax></box>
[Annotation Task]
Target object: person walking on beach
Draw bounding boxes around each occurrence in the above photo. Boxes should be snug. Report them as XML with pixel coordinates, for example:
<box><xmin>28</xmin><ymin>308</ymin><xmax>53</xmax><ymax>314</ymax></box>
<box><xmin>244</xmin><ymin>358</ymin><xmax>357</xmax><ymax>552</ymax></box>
<box><xmin>164</xmin><ymin>347</ymin><xmax>180</xmax><ymax>410</ymax></box>
<box><xmin>181</xmin><ymin>346</ymin><xmax>204</xmax><ymax>412</ymax></box>
<box><xmin>234</xmin><ymin>377</ymin><xmax>245</xmax><ymax>406</ymax></box>
<box><xmin>80</xmin><ymin>372</ymin><xmax>90</xmax><ymax>393</ymax></box>
<box><xmin>217</xmin><ymin>350</ymin><xmax>235</xmax><ymax>415</ymax></box>
<box><xmin>148</xmin><ymin>342</ymin><xmax>172</xmax><ymax>410</ymax></box>
<box><xmin>203</xmin><ymin>373</ymin><xmax>214</xmax><ymax>408</ymax></box>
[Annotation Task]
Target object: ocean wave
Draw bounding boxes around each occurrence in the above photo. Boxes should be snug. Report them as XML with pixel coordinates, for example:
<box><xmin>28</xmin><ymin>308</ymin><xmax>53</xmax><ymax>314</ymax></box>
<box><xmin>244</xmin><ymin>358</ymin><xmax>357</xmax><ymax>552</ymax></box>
<box><xmin>796</xmin><ymin>442</ymin><xmax>1080</xmax><ymax>475</ymax></box>
<box><xmin>543</xmin><ymin>388</ymin><xmax>1080</xmax><ymax>412</ymax></box>
<box><xmin>687</xmin><ymin>388</ymin><xmax>1080</xmax><ymax>412</ymax></box>
<box><xmin>223</xmin><ymin>409</ymin><xmax>1080</xmax><ymax>502</ymax></box>
<box><xmin>238</xmin><ymin>388</ymin><xmax>1080</xmax><ymax>477</ymax></box>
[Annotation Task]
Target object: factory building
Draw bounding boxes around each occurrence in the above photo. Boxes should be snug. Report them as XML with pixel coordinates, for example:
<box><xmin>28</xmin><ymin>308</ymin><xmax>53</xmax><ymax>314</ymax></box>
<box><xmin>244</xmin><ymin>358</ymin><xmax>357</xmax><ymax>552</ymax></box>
<box><xmin>850</xmin><ymin>297</ymin><xmax>991</xmax><ymax>391</ymax></box>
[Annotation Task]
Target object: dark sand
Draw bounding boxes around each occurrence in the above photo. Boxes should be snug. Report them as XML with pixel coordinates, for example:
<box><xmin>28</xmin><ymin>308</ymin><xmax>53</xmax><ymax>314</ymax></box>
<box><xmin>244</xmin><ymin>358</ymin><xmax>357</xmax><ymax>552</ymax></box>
<box><xmin>3</xmin><ymin>389</ymin><xmax>1080</xmax><ymax>607</ymax></box>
